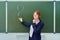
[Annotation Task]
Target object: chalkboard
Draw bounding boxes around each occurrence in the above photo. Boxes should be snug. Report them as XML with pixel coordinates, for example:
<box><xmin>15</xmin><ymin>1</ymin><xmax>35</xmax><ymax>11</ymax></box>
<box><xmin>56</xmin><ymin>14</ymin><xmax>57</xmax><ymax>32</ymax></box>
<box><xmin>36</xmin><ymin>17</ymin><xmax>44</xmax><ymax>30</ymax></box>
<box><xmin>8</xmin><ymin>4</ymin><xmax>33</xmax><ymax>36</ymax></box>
<box><xmin>8</xmin><ymin>2</ymin><xmax>53</xmax><ymax>33</ymax></box>
<box><xmin>56</xmin><ymin>2</ymin><xmax>60</xmax><ymax>33</ymax></box>
<box><xmin>0</xmin><ymin>2</ymin><xmax>6</xmax><ymax>32</ymax></box>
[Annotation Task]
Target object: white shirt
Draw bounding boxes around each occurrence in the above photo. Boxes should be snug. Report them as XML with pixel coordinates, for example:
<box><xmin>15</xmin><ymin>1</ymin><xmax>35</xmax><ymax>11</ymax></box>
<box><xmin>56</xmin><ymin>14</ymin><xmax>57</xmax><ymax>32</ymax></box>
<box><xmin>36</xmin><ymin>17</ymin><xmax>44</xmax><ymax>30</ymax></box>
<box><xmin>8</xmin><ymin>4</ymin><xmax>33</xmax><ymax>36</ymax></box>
<box><xmin>29</xmin><ymin>25</ymin><xmax>34</xmax><ymax>37</ymax></box>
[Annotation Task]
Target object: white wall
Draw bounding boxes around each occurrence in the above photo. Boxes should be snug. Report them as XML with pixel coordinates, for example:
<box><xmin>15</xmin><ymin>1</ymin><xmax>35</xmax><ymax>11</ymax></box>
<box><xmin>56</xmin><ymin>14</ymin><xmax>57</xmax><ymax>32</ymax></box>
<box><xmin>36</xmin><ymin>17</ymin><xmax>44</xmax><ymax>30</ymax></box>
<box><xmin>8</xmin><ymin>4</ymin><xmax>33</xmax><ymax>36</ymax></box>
<box><xmin>0</xmin><ymin>33</ymin><xmax>60</xmax><ymax>40</ymax></box>
<box><xmin>6</xmin><ymin>0</ymin><xmax>54</xmax><ymax>1</ymax></box>
<box><xmin>0</xmin><ymin>0</ymin><xmax>54</xmax><ymax>1</ymax></box>
<box><xmin>0</xmin><ymin>0</ymin><xmax>60</xmax><ymax>1</ymax></box>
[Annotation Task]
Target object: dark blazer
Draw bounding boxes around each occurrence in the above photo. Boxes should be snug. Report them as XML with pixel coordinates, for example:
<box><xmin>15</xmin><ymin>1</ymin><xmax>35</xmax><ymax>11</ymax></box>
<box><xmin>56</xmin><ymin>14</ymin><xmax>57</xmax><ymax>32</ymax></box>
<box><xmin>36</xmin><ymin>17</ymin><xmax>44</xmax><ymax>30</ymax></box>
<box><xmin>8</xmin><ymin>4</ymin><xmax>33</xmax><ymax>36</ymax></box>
<box><xmin>21</xmin><ymin>20</ymin><xmax>44</xmax><ymax>40</ymax></box>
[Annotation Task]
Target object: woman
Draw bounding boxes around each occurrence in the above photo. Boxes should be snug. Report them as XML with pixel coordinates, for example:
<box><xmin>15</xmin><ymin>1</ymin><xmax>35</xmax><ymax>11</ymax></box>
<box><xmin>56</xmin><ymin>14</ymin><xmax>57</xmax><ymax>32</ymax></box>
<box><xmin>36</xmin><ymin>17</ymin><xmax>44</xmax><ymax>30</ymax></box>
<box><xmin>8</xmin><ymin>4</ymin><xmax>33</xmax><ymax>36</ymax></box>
<box><xmin>19</xmin><ymin>10</ymin><xmax>44</xmax><ymax>40</ymax></box>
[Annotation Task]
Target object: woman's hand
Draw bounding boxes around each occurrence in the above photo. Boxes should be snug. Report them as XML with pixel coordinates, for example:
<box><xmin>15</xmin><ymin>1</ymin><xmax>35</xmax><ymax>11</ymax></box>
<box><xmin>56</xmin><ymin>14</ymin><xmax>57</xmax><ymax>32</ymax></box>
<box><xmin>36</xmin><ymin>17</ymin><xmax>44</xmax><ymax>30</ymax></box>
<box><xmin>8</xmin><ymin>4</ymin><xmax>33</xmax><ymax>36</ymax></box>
<box><xmin>33</xmin><ymin>19</ymin><xmax>36</xmax><ymax>23</ymax></box>
<box><xmin>18</xmin><ymin>18</ymin><xmax>23</xmax><ymax>22</ymax></box>
<box><xmin>33</xmin><ymin>19</ymin><xmax>40</xmax><ymax>24</ymax></box>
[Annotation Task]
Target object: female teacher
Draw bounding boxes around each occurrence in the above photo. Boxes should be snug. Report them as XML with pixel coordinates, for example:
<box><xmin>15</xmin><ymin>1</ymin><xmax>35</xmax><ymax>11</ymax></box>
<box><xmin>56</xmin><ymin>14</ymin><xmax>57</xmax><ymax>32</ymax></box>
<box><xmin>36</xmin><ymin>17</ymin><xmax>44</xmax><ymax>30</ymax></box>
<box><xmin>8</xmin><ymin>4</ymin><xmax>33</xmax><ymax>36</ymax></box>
<box><xmin>19</xmin><ymin>10</ymin><xmax>44</xmax><ymax>40</ymax></box>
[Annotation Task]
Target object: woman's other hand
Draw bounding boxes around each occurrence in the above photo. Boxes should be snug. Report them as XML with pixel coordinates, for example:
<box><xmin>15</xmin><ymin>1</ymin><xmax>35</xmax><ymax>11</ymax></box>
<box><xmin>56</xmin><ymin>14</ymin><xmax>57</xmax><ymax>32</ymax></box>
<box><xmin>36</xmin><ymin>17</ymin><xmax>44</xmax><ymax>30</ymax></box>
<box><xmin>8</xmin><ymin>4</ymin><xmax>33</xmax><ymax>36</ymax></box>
<box><xmin>18</xmin><ymin>18</ymin><xmax>23</xmax><ymax>22</ymax></box>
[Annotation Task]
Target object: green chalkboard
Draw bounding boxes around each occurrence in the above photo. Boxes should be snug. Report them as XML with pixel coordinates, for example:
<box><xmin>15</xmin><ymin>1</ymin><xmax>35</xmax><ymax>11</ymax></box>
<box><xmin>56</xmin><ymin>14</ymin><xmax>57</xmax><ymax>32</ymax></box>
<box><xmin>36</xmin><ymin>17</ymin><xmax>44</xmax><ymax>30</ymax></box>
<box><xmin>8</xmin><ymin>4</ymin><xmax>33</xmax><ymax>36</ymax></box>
<box><xmin>0</xmin><ymin>2</ymin><xmax>6</xmax><ymax>32</ymax></box>
<box><xmin>8</xmin><ymin>2</ymin><xmax>53</xmax><ymax>33</ymax></box>
<box><xmin>56</xmin><ymin>2</ymin><xmax>60</xmax><ymax>33</ymax></box>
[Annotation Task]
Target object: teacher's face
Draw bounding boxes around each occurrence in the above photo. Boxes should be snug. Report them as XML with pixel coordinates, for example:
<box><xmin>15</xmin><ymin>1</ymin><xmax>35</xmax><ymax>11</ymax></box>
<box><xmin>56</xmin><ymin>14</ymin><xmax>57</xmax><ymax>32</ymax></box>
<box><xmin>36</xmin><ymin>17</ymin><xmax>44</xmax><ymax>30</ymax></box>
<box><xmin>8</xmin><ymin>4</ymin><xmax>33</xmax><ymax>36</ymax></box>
<box><xmin>33</xmin><ymin>12</ymin><xmax>39</xmax><ymax>20</ymax></box>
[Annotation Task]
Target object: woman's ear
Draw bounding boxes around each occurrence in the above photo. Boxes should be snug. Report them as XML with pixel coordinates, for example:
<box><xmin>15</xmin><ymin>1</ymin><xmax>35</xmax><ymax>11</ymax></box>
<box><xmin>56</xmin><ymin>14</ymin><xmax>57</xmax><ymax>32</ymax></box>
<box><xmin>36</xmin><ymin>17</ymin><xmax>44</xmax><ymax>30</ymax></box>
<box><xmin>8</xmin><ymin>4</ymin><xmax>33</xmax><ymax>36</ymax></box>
<box><xmin>39</xmin><ymin>16</ymin><xmax>41</xmax><ymax>20</ymax></box>
<box><xmin>40</xmin><ymin>16</ymin><xmax>41</xmax><ymax>18</ymax></box>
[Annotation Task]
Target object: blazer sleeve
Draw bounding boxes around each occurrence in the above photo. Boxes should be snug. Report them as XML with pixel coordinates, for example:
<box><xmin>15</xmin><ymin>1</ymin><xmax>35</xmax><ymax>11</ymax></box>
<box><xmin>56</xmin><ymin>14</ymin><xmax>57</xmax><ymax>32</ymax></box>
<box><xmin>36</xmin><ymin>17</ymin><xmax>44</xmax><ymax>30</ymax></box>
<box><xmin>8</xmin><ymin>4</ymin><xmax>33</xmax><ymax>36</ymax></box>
<box><xmin>21</xmin><ymin>20</ymin><xmax>31</xmax><ymax>28</ymax></box>
<box><xmin>34</xmin><ymin>22</ymin><xmax>44</xmax><ymax>33</ymax></box>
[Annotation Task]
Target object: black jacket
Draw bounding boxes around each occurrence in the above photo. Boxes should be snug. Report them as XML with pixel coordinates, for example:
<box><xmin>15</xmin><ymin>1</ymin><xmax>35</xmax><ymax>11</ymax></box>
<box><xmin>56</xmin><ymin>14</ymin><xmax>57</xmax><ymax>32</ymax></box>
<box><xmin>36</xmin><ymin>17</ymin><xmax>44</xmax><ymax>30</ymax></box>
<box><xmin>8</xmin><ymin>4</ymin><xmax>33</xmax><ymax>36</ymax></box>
<box><xmin>21</xmin><ymin>20</ymin><xmax>44</xmax><ymax>40</ymax></box>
